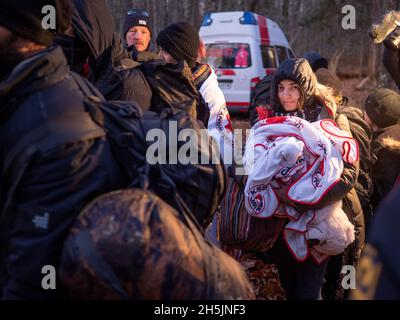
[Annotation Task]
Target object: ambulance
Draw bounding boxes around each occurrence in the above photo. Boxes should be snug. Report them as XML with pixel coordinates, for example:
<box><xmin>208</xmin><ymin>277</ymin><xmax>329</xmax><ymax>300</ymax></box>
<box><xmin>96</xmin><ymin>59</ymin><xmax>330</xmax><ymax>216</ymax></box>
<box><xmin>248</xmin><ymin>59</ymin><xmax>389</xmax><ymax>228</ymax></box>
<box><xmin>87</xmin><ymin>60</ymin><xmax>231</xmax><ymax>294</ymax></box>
<box><xmin>199</xmin><ymin>11</ymin><xmax>294</xmax><ymax>113</ymax></box>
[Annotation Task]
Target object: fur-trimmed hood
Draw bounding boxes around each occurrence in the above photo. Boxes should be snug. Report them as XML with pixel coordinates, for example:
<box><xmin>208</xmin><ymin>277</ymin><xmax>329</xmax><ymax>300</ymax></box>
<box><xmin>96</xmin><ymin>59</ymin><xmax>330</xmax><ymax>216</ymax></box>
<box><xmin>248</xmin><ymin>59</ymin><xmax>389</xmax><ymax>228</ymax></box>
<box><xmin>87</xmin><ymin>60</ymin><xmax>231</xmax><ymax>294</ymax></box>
<box><xmin>373</xmin><ymin>124</ymin><xmax>400</xmax><ymax>155</ymax></box>
<box><xmin>382</xmin><ymin>136</ymin><xmax>400</xmax><ymax>154</ymax></box>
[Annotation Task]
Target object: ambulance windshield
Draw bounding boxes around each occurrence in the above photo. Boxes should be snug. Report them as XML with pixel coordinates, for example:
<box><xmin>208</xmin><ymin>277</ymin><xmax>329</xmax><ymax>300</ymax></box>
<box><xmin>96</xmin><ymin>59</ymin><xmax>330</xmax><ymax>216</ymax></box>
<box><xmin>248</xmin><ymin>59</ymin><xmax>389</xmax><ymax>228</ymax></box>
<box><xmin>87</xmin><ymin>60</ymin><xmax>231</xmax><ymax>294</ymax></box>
<box><xmin>205</xmin><ymin>43</ymin><xmax>251</xmax><ymax>69</ymax></box>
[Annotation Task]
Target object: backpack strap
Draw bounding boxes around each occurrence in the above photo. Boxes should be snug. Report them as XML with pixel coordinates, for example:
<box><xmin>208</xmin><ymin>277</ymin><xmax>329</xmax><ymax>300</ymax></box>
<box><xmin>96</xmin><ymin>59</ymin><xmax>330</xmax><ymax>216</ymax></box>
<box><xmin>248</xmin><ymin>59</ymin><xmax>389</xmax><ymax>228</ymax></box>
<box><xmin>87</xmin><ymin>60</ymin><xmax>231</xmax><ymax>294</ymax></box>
<box><xmin>70</xmin><ymin>72</ymin><xmax>108</xmax><ymax>128</ymax></box>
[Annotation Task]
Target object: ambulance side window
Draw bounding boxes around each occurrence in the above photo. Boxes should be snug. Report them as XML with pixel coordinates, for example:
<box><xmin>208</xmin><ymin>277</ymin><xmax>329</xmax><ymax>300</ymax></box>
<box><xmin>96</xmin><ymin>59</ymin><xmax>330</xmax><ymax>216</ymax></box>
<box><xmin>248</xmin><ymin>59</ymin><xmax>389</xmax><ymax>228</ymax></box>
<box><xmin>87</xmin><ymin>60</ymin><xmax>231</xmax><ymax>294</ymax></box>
<box><xmin>205</xmin><ymin>43</ymin><xmax>251</xmax><ymax>69</ymax></box>
<box><xmin>260</xmin><ymin>46</ymin><xmax>277</xmax><ymax>68</ymax></box>
<box><xmin>275</xmin><ymin>46</ymin><xmax>288</xmax><ymax>64</ymax></box>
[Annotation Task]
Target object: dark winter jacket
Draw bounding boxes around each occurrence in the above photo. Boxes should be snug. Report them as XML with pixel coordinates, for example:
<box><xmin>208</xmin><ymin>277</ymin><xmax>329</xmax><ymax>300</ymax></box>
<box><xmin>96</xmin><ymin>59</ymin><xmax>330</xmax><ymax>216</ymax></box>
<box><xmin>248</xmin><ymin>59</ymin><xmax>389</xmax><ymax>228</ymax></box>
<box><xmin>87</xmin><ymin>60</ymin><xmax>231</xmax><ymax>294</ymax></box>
<box><xmin>0</xmin><ymin>46</ymin><xmax>122</xmax><ymax>299</ymax></box>
<box><xmin>383</xmin><ymin>46</ymin><xmax>400</xmax><ymax>91</ymax></box>
<box><xmin>337</xmin><ymin>105</ymin><xmax>374</xmax><ymax>231</ymax></box>
<box><xmin>266</xmin><ymin>58</ymin><xmax>365</xmax><ymax>264</ymax></box>
<box><xmin>70</xmin><ymin>0</ymin><xmax>153</xmax><ymax>108</ymax></box>
<box><xmin>370</xmin><ymin>124</ymin><xmax>400</xmax><ymax>209</ymax></box>
<box><xmin>118</xmin><ymin>60</ymin><xmax>211</xmax><ymax>126</ymax></box>
<box><xmin>352</xmin><ymin>185</ymin><xmax>400</xmax><ymax>300</ymax></box>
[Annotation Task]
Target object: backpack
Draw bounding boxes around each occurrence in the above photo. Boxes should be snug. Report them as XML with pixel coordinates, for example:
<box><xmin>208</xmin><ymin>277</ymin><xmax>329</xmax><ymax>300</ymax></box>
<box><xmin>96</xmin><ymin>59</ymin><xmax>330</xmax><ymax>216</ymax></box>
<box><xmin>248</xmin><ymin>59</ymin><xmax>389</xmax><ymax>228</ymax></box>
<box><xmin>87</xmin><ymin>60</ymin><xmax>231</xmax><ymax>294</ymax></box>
<box><xmin>59</xmin><ymin>188</ymin><xmax>255</xmax><ymax>300</ymax></box>
<box><xmin>249</xmin><ymin>74</ymin><xmax>273</xmax><ymax>127</ymax></box>
<box><xmin>140</xmin><ymin>60</ymin><xmax>210</xmax><ymax>126</ymax></box>
<box><xmin>219</xmin><ymin>168</ymin><xmax>286</xmax><ymax>253</ymax></box>
<box><xmin>71</xmin><ymin>73</ymin><xmax>225</xmax><ymax>228</ymax></box>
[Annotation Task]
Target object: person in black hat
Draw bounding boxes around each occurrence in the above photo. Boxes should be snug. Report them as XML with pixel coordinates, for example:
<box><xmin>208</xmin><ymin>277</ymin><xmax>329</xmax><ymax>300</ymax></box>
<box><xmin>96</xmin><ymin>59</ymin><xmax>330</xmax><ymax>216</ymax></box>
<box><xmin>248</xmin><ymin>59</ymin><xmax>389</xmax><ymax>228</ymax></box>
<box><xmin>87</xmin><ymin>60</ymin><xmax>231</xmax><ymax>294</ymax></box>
<box><xmin>123</xmin><ymin>9</ymin><xmax>158</xmax><ymax>62</ymax></box>
<box><xmin>156</xmin><ymin>21</ymin><xmax>234</xmax><ymax>162</ymax></box>
<box><xmin>0</xmin><ymin>0</ymin><xmax>123</xmax><ymax>299</ymax></box>
<box><xmin>124</xmin><ymin>9</ymin><xmax>152</xmax><ymax>53</ymax></box>
<box><xmin>364</xmin><ymin>88</ymin><xmax>400</xmax><ymax>210</ymax></box>
<box><xmin>157</xmin><ymin>21</ymin><xmax>200</xmax><ymax>69</ymax></box>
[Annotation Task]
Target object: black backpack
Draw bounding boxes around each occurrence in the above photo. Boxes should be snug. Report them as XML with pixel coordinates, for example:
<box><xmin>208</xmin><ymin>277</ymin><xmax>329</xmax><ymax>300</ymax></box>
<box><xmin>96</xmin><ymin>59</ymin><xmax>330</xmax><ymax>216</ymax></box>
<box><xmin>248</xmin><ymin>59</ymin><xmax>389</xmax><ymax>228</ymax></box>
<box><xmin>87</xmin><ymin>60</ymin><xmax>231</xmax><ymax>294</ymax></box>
<box><xmin>140</xmin><ymin>60</ymin><xmax>211</xmax><ymax>127</ymax></box>
<box><xmin>71</xmin><ymin>73</ymin><xmax>225</xmax><ymax>228</ymax></box>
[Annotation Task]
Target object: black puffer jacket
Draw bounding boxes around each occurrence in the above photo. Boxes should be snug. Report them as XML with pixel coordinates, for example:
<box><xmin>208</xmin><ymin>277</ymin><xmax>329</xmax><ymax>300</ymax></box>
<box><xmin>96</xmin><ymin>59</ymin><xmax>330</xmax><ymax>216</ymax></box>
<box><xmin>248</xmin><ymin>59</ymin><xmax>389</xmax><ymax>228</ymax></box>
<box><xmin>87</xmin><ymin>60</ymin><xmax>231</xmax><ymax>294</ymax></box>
<box><xmin>268</xmin><ymin>58</ymin><xmax>365</xmax><ymax>264</ymax></box>
<box><xmin>371</xmin><ymin>124</ymin><xmax>400</xmax><ymax>209</ymax></box>
<box><xmin>0</xmin><ymin>46</ymin><xmax>122</xmax><ymax>299</ymax></box>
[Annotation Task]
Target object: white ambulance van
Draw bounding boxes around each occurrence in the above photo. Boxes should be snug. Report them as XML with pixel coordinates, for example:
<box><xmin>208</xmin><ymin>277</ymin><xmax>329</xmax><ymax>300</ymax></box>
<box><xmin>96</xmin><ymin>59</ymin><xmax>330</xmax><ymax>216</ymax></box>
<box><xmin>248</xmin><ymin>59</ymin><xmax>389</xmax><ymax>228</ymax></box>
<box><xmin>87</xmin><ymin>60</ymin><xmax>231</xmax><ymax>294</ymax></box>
<box><xmin>199</xmin><ymin>11</ymin><xmax>294</xmax><ymax>113</ymax></box>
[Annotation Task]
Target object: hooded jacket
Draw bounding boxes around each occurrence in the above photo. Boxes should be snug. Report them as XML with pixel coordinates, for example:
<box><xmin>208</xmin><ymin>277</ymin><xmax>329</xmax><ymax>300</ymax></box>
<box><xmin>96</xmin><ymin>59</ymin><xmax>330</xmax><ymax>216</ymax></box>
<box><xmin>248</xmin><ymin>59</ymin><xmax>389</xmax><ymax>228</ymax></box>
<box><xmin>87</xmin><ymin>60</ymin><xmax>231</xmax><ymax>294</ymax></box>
<box><xmin>371</xmin><ymin>124</ymin><xmax>400</xmax><ymax>209</ymax></box>
<box><xmin>0</xmin><ymin>46</ymin><xmax>122</xmax><ymax>299</ymax></box>
<box><xmin>267</xmin><ymin>58</ymin><xmax>365</xmax><ymax>266</ymax></box>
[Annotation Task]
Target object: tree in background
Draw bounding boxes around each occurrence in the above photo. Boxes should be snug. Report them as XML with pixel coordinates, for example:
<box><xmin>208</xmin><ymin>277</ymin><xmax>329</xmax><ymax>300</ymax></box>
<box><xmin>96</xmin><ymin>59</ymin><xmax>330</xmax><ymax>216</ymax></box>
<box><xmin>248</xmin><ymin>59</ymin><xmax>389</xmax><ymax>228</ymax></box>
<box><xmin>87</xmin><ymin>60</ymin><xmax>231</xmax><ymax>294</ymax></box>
<box><xmin>106</xmin><ymin>0</ymin><xmax>400</xmax><ymax>86</ymax></box>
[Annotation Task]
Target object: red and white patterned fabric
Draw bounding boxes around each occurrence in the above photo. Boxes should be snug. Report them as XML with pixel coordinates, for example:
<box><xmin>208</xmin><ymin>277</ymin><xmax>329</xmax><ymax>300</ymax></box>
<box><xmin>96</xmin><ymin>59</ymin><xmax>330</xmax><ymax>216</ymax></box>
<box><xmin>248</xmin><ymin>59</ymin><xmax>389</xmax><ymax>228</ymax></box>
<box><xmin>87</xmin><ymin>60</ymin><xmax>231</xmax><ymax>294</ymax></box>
<box><xmin>243</xmin><ymin>116</ymin><xmax>358</xmax><ymax>262</ymax></box>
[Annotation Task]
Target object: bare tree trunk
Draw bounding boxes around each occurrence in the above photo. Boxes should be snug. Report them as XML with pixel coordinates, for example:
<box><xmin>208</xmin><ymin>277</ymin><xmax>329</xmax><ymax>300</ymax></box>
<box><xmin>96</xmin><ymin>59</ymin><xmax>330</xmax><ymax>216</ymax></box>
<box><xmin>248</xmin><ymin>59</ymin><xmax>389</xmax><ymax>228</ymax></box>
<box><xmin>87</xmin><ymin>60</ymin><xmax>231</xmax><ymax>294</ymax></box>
<box><xmin>191</xmin><ymin>0</ymin><xmax>202</xmax><ymax>29</ymax></box>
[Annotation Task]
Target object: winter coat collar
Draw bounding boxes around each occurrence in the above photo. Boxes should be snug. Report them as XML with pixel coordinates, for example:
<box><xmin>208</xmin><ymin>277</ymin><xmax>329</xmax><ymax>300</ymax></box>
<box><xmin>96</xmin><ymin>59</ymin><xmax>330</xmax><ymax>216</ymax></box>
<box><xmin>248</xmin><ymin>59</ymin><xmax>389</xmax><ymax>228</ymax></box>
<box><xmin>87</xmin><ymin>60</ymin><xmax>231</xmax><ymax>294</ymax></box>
<box><xmin>372</xmin><ymin>124</ymin><xmax>400</xmax><ymax>155</ymax></box>
<box><xmin>128</xmin><ymin>44</ymin><xmax>159</xmax><ymax>63</ymax></box>
<box><xmin>192</xmin><ymin>63</ymin><xmax>212</xmax><ymax>89</ymax></box>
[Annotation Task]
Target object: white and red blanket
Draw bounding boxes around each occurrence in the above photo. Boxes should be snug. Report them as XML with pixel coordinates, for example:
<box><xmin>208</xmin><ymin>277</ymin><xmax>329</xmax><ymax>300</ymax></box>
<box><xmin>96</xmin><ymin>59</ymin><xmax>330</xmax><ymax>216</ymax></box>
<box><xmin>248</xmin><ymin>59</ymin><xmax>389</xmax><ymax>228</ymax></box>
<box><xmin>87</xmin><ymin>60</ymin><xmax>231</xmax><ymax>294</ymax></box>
<box><xmin>243</xmin><ymin>116</ymin><xmax>358</xmax><ymax>263</ymax></box>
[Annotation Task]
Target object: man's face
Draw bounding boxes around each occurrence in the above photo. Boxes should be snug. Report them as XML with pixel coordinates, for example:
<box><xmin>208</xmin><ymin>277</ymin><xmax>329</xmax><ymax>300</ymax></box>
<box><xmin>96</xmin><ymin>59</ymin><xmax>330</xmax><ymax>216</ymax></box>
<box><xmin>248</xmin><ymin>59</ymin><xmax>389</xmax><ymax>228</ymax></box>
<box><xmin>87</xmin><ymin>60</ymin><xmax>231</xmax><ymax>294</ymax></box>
<box><xmin>126</xmin><ymin>26</ymin><xmax>151</xmax><ymax>52</ymax></box>
<box><xmin>0</xmin><ymin>26</ymin><xmax>25</xmax><ymax>80</ymax></box>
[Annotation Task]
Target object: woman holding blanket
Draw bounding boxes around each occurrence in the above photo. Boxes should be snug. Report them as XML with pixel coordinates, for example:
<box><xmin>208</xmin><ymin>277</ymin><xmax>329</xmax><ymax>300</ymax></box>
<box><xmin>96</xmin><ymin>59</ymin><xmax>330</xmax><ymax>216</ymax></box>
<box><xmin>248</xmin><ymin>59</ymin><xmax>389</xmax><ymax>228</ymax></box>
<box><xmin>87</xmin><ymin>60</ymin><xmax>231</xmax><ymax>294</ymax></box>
<box><xmin>245</xmin><ymin>58</ymin><xmax>365</xmax><ymax>300</ymax></box>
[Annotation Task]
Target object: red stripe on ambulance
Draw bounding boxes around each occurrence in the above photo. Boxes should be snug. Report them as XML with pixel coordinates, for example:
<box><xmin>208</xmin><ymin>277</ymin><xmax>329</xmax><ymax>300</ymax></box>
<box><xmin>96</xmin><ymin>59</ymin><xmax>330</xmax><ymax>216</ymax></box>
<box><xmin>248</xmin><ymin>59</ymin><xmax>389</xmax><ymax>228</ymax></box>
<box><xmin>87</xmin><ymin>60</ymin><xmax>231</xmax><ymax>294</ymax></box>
<box><xmin>257</xmin><ymin>15</ymin><xmax>270</xmax><ymax>46</ymax></box>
